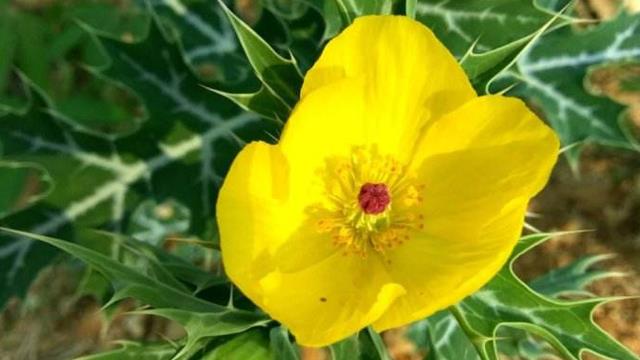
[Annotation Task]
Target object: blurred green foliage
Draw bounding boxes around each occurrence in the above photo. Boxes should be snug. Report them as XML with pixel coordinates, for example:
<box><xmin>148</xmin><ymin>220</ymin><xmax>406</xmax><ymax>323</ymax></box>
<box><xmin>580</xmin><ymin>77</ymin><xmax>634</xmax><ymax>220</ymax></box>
<box><xmin>0</xmin><ymin>0</ymin><xmax>639</xmax><ymax>359</ymax></box>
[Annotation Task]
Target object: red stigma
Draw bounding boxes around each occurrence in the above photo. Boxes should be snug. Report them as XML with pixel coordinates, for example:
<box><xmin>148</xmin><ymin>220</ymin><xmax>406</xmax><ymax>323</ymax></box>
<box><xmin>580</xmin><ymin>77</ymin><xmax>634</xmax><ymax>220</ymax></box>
<box><xmin>358</xmin><ymin>183</ymin><xmax>390</xmax><ymax>214</ymax></box>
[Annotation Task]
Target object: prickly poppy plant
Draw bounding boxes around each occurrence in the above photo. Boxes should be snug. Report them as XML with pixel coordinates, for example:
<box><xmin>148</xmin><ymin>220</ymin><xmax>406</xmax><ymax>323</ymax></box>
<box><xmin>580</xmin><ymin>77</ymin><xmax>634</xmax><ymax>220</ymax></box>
<box><xmin>218</xmin><ymin>16</ymin><xmax>559</xmax><ymax>346</ymax></box>
<box><xmin>1</xmin><ymin>1</ymin><xmax>639</xmax><ymax>359</ymax></box>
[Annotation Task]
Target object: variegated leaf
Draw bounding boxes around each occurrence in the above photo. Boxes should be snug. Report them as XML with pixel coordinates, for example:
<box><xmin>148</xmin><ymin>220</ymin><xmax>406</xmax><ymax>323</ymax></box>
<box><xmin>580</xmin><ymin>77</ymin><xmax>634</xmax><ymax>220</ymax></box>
<box><xmin>407</xmin><ymin>310</ymin><xmax>479</xmax><ymax>360</ymax></box>
<box><xmin>140</xmin><ymin>0</ymin><xmax>252</xmax><ymax>85</ymax></box>
<box><xmin>0</xmin><ymin>21</ymin><xmax>277</xmax><ymax>308</ymax></box>
<box><xmin>303</xmin><ymin>0</ymin><xmax>394</xmax><ymax>40</ymax></box>
<box><xmin>76</xmin><ymin>341</ymin><xmax>179</xmax><ymax>360</ymax></box>
<box><xmin>510</xmin><ymin>11</ymin><xmax>640</xmax><ymax>166</ymax></box>
<box><xmin>454</xmin><ymin>234</ymin><xmax>638</xmax><ymax>360</ymax></box>
<box><xmin>0</xmin><ymin>227</ymin><xmax>268</xmax><ymax>359</ymax></box>
<box><xmin>408</xmin><ymin>234</ymin><xmax>638</xmax><ymax>360</ymax></box>
<box><xmin>414</xmin><ymin>0</ymin><xmax>554</xmax><ymax>58</ymax></box>
<box><xmin>329</xmin><ymin>328</ymin><xmax>392</xmax><ymax>360</ymax></box>
<box><xmin>198</xmin><ymin>0</ymin><xmax>303</xmax><ymax>121</ymax></box>
<box><xmin>0</xmin><ymin>162</ymin><xmax>52</xmax><ymax>219</ymax></box>
<box><xmin>529</xmin><ymin>254</ymin><xmax>624</xmax><ymax>298</ymax></box>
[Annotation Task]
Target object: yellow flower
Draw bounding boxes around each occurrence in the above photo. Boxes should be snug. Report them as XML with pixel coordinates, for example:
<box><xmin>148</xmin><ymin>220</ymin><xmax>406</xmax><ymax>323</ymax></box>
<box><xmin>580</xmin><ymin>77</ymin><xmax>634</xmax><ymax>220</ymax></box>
<box><xmin>217</xmin><ymin>16</ymin><xmax>559</xmax><ymax>346</ymax></box>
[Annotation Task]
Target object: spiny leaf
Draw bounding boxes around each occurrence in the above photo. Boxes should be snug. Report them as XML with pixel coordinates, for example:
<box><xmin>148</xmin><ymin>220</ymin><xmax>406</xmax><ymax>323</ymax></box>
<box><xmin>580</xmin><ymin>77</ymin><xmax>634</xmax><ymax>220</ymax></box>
<box><xmin>495</xmin><ymin>327</ymin><xmax>558</xmax><ymax>360</ymax></box>
<box><xmin>0</xmin><ymin>162</ymin><xmax>52</xmax><ymax>219</ymax></box>
<box><xmin>510</xmin><ymin>11</ymin><xmax>640</xmax><ymax>167</ymax></box>
<box><xmin>528</xmin><ymin>254</ymin><xmax>624</xmax><ymax>298</ymax></box>
<box><xmin>0</xmin><ymin>6</ymin><xmax>19</xmax><ymax>111</ymax></box>
<box><xmin>270</xmin><ymin>326</ymin><xmax>301</xmax><ymax>360</ymax></box>
<box><xmin>75</xmin><ymin>341</ymin><xmax>179</xmax><ymax>360</ymax></box>
<box><xmin>141</xmin><ymin>0</ymin><xmax>296</xmax><ymax>120</ymax></box>
<box><xmin>128</xmin><ymin>198</ymin><xmax>191</xmax><ymax>246</ymax></box>
<box><xmin>218</xmin><ymin>0</ymin><xmax>302</xmax><ymax>108</ymax></box>
<box><xmin>0</xmin><ymin>227</ymin><xmax>219</xmax><ymax>312</ymax></box>
<box><xmin>364</xmin><ymin>328</ymin><xmax>392</xmax><ymax>360</ymax></box>
<box><xmin>303</xmin><ymin>0</ymin><xmax>394</xmax><ymax>40</ymax></box>
<box><xmin>70</xmin><ymin>2</ymin><xmax>150</xmax><ymax>42</ymax></box>
<box><xmin>414</xmin><ymin>0</ymin><xmax>554</xmax><ymax>59</ymax></box>
<box><xmin>0</xmin><ymin>18</ymin><xmax>275</xmax><ymax>308</ymax></box>
<box><xmin>98</xmin><ymin>230</ymin><xmax>227</xmax><ymax>293</ymax></box>
<box><xmin>205</xmin><ymin>85</ymin><xmax>290</xmax><ymax>122</ymax></box>
<box><xmin>262</xmin><ymin>2</ymin><xmax>326</xmax><ymax>75</ymax></box>
<box><xmin>137</xmin><ymin>0</ymin><xmax>252</xmax><ymax>85</ymax></box>
<box><xmin>263</xmin><ymin>0</ymin><xmax>310</xmax><ymax>20</ymax></box>
<box><xmin>407</xmin><ymin>310</ymin><xmax>478</xmax><ymax>360</ymax></box>
<box><xmin>303</xmin><ymin>0</ymin><xmax>344</xmax><ymax>40</ymax></box>
<box><xmin>204</xmin><ymin>330</ymin><xmax>272</xmax><ymax>360</ymax></box>
<box><xmin>333</xmin><ymin>0</ymin><xmax>395</xmax><ymax>25</ymax></box>
<box><xmin>3</xmin><ymin>2</ymin><xmax>145</xmax><ymax>133</ymax></box>
<box><xmin>330</xmin><ymin>335</ymin><xmax>362</xmax><ymax>360</ymax></box>
<box><xmin>327</xmin><ymin>327</ymin><xmax>392</xmax><ymax>360</ymax></box>
<box><xmin>454</xmin><ymin>233</ymin><xmax>639</xmax><ymax>360</ymax></box>
<box><xmin>135</xmin><ymin>308</ymin><xmax>270</xmax><ymax>359</ymax></box>
<box><xmin>0</xmin><ymin>227</ymin><xmax>267</xmax><ymax>359</ymax></box>
<box><xmin>460</xmin><ymin>7</ymin><xmax>563</xmax><ymax>94</ymax></box>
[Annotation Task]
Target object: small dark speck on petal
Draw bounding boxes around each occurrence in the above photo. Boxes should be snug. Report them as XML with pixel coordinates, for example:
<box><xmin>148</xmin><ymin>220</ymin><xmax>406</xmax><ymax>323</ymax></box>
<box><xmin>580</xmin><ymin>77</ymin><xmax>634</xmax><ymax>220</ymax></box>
<box><xmin>320</xmin><ymin>297</ymin><xmax>327</xmax><ymax>302</ymax></box>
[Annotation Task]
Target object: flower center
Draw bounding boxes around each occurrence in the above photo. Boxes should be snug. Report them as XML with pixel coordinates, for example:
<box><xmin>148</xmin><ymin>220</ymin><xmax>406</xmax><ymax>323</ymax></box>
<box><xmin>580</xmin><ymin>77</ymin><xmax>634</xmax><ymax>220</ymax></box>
<box><xmin>310</xmin><ymin>146</ymin><xmax>424</xmax><ymax>257</ymax></box>
<box><xmin>358</xmin><ymin>183</ymin><xmax>390</xmax><ymax>214</ymax></box>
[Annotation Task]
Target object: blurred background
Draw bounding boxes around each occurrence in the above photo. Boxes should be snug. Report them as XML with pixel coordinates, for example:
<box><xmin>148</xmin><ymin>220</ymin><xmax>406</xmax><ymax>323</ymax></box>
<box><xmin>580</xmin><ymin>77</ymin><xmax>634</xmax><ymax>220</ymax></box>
<box><xmin>0</xmin><ymin>0</ymin><xmax>639</xmax><ymax>359</ymax></box>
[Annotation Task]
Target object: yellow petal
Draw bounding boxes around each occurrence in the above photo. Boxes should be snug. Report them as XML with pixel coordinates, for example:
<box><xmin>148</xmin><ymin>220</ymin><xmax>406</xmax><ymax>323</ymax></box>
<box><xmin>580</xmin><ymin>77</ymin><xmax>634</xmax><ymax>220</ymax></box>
<box><xmin>258</xmin><ymin>254</ymin><xmax>405</xmax><ymax>347</ymax></box>
<box><xmin>217</xmin><ymin>142</ymin><xmax>296</xmax><ymax>302</ymax></box>
<box><xmin>373</xmin><ymin>96</ymin><xmax>559</xmax><ymax>330</ymax></box>
<box><xmin>300</xmin><ymin>15</ymin><xmax>476</xmax><ymax>162</ymax></box>
<box><xmin>279</xmin><ymin>77</ymin><xmax>369</xmax><ymax>208</ymax></box>
<box><xmin>218</xmin><ymin>141</ymin><xmax>404</xmax><ymax>346</ymax></box>
<box><xmin>218</xmin><ymin>15</ymin><xmax>560</xmax><ymax>346</ymax></box>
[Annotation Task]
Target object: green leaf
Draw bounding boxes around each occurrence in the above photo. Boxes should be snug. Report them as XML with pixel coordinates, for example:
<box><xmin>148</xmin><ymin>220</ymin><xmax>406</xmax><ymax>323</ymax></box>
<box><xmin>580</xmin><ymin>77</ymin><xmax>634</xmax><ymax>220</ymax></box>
<box><xmin>453</xmin><ymin>233</ymin><xmax>639</xmax><ymax>360</ymax></box>
<box><xmin>330</xmin><ymin>335</ymin><xmax>362</xmax><ymax>360</ymax></box>
<box><xmin>215</xmin><ymin>0</ymin><xmax>395</xmax><ymax>119</ymax></box>
<box><xmin>270</xmin><ymin>326</ymin><xmax>301</xmax><ymax>360</ymax></box>
<box><xmin>70</xmin><ymin>2</ymin><xmax>150</xmax><ymax>43</ymax></box>
<box><xmin>203</xmin><ymin>330</ymin><xmax>272</xmax><ymax>360</ymax></box>
<box><xmin>528</xmin><ymin>254</ymin><xmax>624</xmax><ymax>298</ymax></box>
<box><xmin>0</xmin><ymin>227</ymin><xmax>268</xmax><ymax>359</ymax></box>
<box><xmin>140</xmin><ymin>0</ymin><xmax>292</xmax><ymax>120</ymax></box>
<box><xmin>406</xmin><ymin>0</ymin><xmax>417</xmax><ymax>19</ymax></box>
<box><xmin>0</xmin><ymin>227</ymin><xmax>219</xmax><ymax>312</ymax></box>
<box><xmin>494</xmin><ymin>327</ymin><xmax>558</xmax><ymax>360</ymax></box>
<box><xmin>263</xmin><ymin>0</ymin><xmax>310</xmax><ymax>20</ymax></box>
<box><xmin>328</xmin><ymin>327</ymin><xmax>391</xmax><ymax>360</ymax></box>
<box><xmin>1</xmin><ymin>1</ymin><xmax>149</xmax><ymax>132</ymax></box>
<box><xmin>0</xmin><ymin>19</ymin><xmax>275</xmax><ymax>308</ymax></box>
<box><xmin>0</xmin><ymin>7</ymin><xmax>17</xmax><ymax>96</ymax></box>
<box><xmin>117</xmin><ymin>232</ymin><xmax>228</xmax><ymax>293</ymax></box>
<box><xmin>128</xmin><ymin>198</ymin><xmax>191</xmax><ymax>246</ymax></box>
<box><xmin>138</xmin><ymin>0</ymin><xmax>252</xmax><ymax>85</ymax></box>
<box><xmin>585</xmin><ymin>61</ymin><xmax>640</xmax><ymax>143</ymax></box>
<box><xmin>363</xmin><ymin>327</ymin><xmax>391</xmax><ymax>360</ymax></box>
<box><xmin>0</xmin><ymin>162</ymin><xmax>52</xmax><ymax>219</ymax></box>
<box><xmin>76</xmin><ymin>341</ymin><xmax>179</xmax><ymax>360</ymax></box>
<box><xmin>407</xmin><ymin>310</ymin><xmax>478</xmax><ymax>360</ymax></box>
<box><xmin>258</xmin><ymin>0</ymin><xmax>324</xmax><ymax>74</ymax></box>
<box><xmin>408</xmin><ymin>311</ymin><xmax>558</xmax><ymax>360</ymax></box>
<box><xmin>205</xmin><ymin>85</ymin><xmax>290</xmax><ymax>122</ymax></box>
<box><xmin>15</xmin><ymin>12</ymin><xmax>49</xmax><ymax>91</ymax></box>
<box><xmin>0</xmin><ymin>8</ymin><xmax>30</xmax><ymax>112</ymax></box>
<box><xmin>334</xmin><ymin>0</ymin><xmax>395</xmax><ymax>23</ymax></box>
<box><xmin>303</xmin><ymin>0</ymin><xmax>344</xmax><ymax>40</ymax></box>
<box><xmin>460</xmin><ymin>12</ymin><xmax>560</xmax><ymax>94</ymax></box>
<box><xmin>304</xmin><ymin>0</ymin><xmax>394</xmax><ymax>40</ymax></box>
<box><xmin>136</xmin><ymin>308</ymin><xmax>270</xmax><ymax>359</ymax></box>
<box><xmin>218</xmin><ymin>0</ymin><xmax>302</xmax><ymax>108</ymax></box>
<box><xmin>510</xmin><ymin>11</ymin><xmax>640</xmax><ymax>166</ymax></box>
<box><xmin>414</xmin><ymin>0</ymin><xmax>553</xmax><ymax>59</ymax></box>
